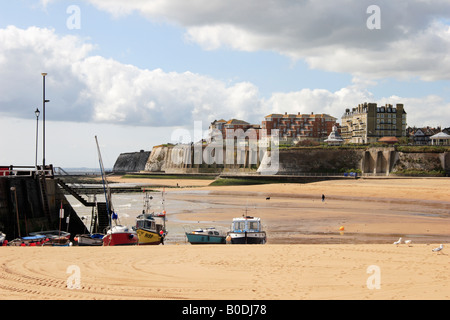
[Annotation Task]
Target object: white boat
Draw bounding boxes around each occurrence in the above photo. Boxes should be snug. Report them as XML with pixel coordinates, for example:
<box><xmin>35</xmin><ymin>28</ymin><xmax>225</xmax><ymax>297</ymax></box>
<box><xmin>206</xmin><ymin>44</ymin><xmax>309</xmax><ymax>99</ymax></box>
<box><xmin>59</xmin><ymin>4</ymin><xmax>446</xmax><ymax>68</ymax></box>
<box><xmin>227</xmin><ymin>216</ymin><xmax>266</xmax><ymax>244</ymax></box>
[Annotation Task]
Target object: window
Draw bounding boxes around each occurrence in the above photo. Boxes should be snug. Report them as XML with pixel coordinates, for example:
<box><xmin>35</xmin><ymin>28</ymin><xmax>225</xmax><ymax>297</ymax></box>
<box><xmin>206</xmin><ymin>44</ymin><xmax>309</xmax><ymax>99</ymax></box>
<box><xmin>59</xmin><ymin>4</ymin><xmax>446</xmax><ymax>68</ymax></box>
<box><xmin>233</xmin><ymin>221</ymin><xmax>245</xmax><ymax>231</ymax></box>
<box><xmin>249</xmin><ymin>221</ymin><xmax>259</xmax><ymax>230</ymax></box>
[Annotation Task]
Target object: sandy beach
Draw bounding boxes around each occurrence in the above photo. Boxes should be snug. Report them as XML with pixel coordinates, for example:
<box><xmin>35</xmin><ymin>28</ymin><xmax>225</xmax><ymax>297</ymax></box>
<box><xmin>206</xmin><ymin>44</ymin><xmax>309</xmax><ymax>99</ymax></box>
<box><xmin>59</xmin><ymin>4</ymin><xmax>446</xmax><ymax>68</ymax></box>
<box><xmin>1</xmin><ymin>177</ymin><xmax>449</xmax><ymax>300</ymax></box>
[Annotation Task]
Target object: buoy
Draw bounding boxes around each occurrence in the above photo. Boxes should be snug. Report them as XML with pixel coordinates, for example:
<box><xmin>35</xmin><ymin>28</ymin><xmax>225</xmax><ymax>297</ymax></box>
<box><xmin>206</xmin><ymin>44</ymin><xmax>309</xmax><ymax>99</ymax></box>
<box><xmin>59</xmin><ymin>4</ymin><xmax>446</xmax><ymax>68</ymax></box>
<box><xmin>339</xmin><ymin>226</ymin><xmax>345</xmax><ymax>231</ymax></box>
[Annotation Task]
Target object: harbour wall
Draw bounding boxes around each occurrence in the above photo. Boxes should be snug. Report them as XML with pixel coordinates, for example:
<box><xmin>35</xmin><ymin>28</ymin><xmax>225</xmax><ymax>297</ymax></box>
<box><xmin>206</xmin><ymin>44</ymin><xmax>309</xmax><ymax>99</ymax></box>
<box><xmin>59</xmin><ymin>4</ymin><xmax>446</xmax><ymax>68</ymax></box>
<box><xmin>114</xmin><ymin>145</ymin><xmax>450</xmax><ymax>176</ymax></box>
<box><xmin>0</xmin><ymin>175</ymin><xmax>88</xmax><ymax>241</ymax></box>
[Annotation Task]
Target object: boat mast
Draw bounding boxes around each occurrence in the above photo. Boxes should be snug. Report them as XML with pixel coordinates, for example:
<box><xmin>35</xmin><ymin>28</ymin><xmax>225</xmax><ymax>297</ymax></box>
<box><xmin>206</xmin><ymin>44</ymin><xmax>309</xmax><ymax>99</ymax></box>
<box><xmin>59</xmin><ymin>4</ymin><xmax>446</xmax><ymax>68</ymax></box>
<box><xmin>95</xmin><ymin>136</ymin><xmax>112</xmax><ymax>231</ymax></box>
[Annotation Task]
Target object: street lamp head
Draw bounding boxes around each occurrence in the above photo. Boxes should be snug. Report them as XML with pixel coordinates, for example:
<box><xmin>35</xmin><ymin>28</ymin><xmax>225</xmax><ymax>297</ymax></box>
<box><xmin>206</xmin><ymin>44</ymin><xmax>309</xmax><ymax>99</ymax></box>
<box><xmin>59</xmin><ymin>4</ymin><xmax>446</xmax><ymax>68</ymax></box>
<box><xmin>41</xmin><ymin>73</ymin><xmax>47</xmax><ymax>77</ymax></box>
<box><xmin>35</xmin><ymin>108</ymin><xmax>40</xmax><ymax>118</ymax></box>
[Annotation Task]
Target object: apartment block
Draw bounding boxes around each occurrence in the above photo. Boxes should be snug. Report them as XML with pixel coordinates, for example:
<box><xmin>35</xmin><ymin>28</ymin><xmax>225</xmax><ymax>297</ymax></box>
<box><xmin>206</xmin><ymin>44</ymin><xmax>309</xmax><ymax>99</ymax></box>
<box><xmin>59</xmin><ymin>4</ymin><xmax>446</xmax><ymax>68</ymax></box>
<box><xmin>341</xmin><ymin>103</ymin><xmax>407</xmax><ymax>144</ymax></box>
<box><xmin>262</xmin><ymin>112</ymin><xmax>337</xmax><ymax>144</ymax></box>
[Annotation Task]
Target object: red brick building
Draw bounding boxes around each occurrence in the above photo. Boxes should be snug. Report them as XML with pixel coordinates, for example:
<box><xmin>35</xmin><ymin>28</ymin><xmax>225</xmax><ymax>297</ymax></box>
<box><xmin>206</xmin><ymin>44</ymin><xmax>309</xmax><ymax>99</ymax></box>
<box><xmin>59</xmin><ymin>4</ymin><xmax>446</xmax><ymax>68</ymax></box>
<box><xmin>262</xmin><ymin>112</ymin><xmax>338</xmax><ymax>143</ymax></box>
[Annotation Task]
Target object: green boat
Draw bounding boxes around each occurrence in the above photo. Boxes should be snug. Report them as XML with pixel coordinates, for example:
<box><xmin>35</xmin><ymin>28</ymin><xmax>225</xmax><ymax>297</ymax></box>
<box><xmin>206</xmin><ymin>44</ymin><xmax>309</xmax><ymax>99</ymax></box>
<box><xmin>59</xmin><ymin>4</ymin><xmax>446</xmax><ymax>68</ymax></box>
<box><xmin>185</xmin><ymin>227</ymin><xmax>227</xmax><ymax>244</ymax></box>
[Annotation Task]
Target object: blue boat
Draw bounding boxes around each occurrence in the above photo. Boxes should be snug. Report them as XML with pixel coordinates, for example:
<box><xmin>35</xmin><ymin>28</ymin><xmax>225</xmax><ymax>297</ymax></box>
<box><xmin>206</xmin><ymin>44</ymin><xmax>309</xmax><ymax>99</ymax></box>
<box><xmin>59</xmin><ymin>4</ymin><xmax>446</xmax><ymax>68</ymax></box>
<box><xmin>185</xmin><ymin>227</ymin><xmax>227</xmax><ymax>244</ymax></box>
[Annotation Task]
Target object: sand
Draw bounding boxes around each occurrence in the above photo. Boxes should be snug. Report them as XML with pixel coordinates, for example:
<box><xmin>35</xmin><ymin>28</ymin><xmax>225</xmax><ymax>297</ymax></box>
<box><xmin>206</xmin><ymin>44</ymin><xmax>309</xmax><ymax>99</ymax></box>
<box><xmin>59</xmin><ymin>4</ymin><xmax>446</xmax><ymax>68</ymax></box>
<box><xmin>1</xmin><ymin>177</ymin><xmax>449</xmax><ymax>300</ymax></box>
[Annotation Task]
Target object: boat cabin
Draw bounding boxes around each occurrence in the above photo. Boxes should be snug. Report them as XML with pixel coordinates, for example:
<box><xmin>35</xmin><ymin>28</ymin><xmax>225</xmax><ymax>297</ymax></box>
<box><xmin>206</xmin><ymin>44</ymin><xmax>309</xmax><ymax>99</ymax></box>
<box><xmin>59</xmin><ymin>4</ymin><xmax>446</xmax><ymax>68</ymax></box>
<box><xmin>192</xmin><ymin>227</ymin><xmax>223</xmax><ymax>236</ymax></box>
<box><xmin>136</xmin><ymin>213</ymin><xmax>164</xmax><ymax>233</ymax></box>
<box><xmin>231</xmin><ymin>216</ymin><xmax>262</xmax><ymax>233</ymax></box>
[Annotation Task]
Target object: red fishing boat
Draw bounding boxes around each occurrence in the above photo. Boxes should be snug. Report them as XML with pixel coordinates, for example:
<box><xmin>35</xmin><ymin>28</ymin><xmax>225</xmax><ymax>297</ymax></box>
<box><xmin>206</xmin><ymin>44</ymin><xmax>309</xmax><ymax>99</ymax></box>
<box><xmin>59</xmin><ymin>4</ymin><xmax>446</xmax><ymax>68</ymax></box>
<box><xmin>103</xmin><ymin>225</ymin><xmax>138</xmax><ymax>246</ymax></box>
<box><xmin>95</xmin><ymin>136</ymin><xmax>137</xmax><ymax>246</ymax></box>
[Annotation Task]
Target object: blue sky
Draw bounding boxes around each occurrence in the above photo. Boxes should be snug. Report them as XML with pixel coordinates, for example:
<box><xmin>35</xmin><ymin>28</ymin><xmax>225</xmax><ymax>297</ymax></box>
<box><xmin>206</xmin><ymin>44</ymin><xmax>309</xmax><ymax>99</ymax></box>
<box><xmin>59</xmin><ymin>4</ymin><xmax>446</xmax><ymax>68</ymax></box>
<box><xmin>1</xmin><ymin>0</ymin><xmax>450</xmax><ymax>168</ymax></box>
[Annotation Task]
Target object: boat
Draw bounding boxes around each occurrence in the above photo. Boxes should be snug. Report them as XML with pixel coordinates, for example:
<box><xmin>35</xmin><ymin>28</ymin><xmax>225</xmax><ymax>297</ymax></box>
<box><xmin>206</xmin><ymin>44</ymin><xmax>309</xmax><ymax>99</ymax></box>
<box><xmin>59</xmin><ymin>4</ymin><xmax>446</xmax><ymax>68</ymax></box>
<box><xmin>185</xmin><ymin>226</ymin><xmax>227</xmax><ymax>244</ymax></box>
<box><xmin>134</xmin><ymin>191</ymin><xmax>167</xmax><ymax>245</ymax></box>
<box><xmin>95</xmin><ymin>136</ymin><xmax>137</xmax><ymax>246</ymax></box>
<box><xmin>226</xmin><ymin>215</ymin><xmax>266</xmax><ymax>244</ymax></box>
<box><xmin>8</xmin><ymin>235</ymin><xmax>47</xmax><ymax>246</ymax></box>
<box><xmin>0</xmin><ymin>232</ymin><xmax>6</xmax><ymax>246</ymax></box>
<box><xmin>73</xmin><ymin>195</ymin><xmax>106</xmax><ymax>246</ymax></box>
<box><xmin>74</xmin><ymin>233</ymin><xmax>104</xmax><ymax>246</ymax></box>
<box><xmin>29</xmin><ymin>230</ymin><xmax>72</xmax><ymax>246</ymax></box>
<box><xmin>103</xmin><ymin>225</ymin><xmax>138</xmax><ymax>246</ymax></box>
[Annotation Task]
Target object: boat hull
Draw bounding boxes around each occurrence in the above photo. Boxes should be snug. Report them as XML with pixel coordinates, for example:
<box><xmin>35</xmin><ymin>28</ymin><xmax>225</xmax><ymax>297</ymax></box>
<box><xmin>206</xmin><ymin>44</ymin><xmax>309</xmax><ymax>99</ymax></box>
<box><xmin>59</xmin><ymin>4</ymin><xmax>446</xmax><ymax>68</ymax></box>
<box><xmin>103</xmin><ymin>232</ymin><xmax>138</xmax><ymax>246</ymax></box>
<box><xmin>8</xmin><ymin>235</ymin><xmax>47</xmax><ymax>246</ymax></box>
<box><xmin>186</xmin><ymin>232</ymin><xmax>226</xmax><ymax>244</ymax></box>
<box><xmin>75</xmin><ymin>234</ymin><xmax>104</xmax><ymax>246</ymax></box>
<box><xmin>227</xmin><ymin>231</ymin><xmax>266</xmax><ymax>244</ymax></box>
<box><xmin>136</xmin><ymin>228</ymin><xmax>164</xmax><ymax>245</ymax></box>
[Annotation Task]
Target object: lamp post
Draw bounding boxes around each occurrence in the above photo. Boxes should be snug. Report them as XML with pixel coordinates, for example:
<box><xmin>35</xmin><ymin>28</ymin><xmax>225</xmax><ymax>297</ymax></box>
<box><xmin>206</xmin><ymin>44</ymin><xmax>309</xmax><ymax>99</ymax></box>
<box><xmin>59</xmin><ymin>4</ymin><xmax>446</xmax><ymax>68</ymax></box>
<box><xmin>35</xmin><ymin>108</ymin><xmax>40</xmax><ymax>170</ymax></box>
<box><xmin>41</xmin><ymin>73</ymin><xmax>50</xmax><ymax>170</ymax></box>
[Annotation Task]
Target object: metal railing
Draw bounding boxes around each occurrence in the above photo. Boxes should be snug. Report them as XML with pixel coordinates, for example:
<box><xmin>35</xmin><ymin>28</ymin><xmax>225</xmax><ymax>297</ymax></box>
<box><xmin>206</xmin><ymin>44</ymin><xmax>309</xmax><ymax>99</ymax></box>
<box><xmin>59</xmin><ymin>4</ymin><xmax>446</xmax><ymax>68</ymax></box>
<box><xmin>0</xmin><ymin>165</ymin><xmax>54</xmax><ymax>177</ymax></box>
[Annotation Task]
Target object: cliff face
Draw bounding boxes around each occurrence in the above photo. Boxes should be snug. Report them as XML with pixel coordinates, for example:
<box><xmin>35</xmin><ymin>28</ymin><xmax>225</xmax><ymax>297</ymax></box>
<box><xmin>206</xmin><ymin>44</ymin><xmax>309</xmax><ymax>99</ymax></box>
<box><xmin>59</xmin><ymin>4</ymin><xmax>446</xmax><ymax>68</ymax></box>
<box><xmin>144</xmin><ymin>146</ymin><xmax>170</xmax><ymax>172</ymax></box>
<box><xmin>113</xmin><ymin>150</ymin><xmax>151</xmax><ymax>173</ymax></box>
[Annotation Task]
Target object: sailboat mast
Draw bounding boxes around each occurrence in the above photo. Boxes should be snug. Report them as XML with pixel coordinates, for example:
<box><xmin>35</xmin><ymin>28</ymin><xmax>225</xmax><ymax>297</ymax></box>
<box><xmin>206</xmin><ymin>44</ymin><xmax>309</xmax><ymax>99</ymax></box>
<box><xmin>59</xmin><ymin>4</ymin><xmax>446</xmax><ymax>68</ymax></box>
<box><xmin>95</xmin><ymin>136</ymin><xmax>112</xmax><ymax>230</ymax></box>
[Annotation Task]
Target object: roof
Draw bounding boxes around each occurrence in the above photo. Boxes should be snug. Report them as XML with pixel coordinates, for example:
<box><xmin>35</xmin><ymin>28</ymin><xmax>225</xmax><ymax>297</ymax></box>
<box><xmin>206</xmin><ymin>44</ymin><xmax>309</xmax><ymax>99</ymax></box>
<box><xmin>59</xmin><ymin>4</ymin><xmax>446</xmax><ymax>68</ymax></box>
<box><xmin>430</xmin><ymin>132</ymin><xmax>450</xmax><ymax>139</ymax></box>
<box><xmin>225</xmin><ymin>119</ymin><xmax>250</xmax><ymax>125</ymax></box>
<box><xmin>378</xmin><ymin>136</ymin><xmax>399</xmax><ymax>143</ymax></box>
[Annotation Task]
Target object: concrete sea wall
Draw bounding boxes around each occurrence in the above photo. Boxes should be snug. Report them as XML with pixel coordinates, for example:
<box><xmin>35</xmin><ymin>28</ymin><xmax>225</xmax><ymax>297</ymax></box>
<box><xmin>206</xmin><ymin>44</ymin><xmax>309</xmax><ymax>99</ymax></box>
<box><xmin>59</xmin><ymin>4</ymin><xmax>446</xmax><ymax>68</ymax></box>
<box><xmin>0</xmin><ymin>176</ymin><xmax>88</xmax><ymax>241</ymax></box>
<box><xmin>116</xmin><ymin>145</ymin><xmax>450</xmax><ymax>176</ymax></box>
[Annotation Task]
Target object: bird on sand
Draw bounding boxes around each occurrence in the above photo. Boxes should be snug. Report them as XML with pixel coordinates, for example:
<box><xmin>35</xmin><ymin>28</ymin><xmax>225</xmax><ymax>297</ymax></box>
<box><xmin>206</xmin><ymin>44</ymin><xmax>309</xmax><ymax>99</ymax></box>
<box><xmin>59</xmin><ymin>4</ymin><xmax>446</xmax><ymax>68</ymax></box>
<box><xmin>432</xmin><ymin>244</ymin><xmax>444</xmax><ymax>254</ymax></box>
<box><xmin>393</xmin><ymin>237</ymin><xmax>402</xmax><ymax>245</ymax></box>
<box><xmin>405</xmin><ymin>240</ymin><xmax>412</xmax><ymax>247</ymax></box>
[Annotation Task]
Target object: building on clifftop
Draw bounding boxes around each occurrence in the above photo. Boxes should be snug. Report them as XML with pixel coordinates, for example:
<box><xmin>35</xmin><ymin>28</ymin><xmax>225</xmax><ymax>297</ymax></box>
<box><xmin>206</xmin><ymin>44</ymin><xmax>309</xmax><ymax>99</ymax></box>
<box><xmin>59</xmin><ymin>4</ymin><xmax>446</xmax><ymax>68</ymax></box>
<box><xmin>340</xmin><ymin>103</ymin><xmax>406</xmax><ymax>144</ymax></box>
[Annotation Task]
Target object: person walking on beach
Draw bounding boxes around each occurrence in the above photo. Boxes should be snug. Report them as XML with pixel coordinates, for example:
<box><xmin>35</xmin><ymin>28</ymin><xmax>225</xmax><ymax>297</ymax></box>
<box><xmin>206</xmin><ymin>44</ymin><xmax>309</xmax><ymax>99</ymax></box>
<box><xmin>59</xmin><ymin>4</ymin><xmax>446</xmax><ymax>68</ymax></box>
<box><xmin>322</xmin><ymin>194</ymin><xmax>325</xmax><ymax>202</ymax></box>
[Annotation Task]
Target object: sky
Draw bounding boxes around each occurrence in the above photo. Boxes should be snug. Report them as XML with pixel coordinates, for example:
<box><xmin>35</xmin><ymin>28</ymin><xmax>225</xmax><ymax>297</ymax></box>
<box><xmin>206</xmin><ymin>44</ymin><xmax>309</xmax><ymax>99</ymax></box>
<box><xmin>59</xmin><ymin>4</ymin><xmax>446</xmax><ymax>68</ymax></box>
<box><xmin>1</xmin><ymin>0</ymin><xmax>450</xmax><ymax>168</ymax></box>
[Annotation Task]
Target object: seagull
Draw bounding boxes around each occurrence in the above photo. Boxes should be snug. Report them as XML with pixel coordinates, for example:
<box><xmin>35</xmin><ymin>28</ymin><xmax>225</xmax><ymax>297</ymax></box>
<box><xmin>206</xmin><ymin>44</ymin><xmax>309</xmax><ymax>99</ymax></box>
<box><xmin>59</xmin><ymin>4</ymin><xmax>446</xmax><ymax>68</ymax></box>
<box><xmin>432</xmin><ymin>244</ymin><xmax>444</xmax><ymax>254</ymax></box>
<box><xmin>393</xmin><ymin>237</ymin><xmax>402</xmax><ymax>246</ymax></box>
<box><xmin>405</xmin><ymin>240</ymin><xmax>412</xmax><ymax>247</ymax></box>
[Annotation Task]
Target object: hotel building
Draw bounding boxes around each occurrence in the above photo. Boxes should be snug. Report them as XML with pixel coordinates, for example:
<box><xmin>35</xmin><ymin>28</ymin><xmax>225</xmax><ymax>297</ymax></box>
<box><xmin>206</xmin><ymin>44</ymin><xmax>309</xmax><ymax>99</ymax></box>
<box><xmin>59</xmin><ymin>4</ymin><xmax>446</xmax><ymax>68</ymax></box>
<box><xmin>340</xmin><ymin>103</ymin><xmax>407</xmax><ymax>144</ymax></box>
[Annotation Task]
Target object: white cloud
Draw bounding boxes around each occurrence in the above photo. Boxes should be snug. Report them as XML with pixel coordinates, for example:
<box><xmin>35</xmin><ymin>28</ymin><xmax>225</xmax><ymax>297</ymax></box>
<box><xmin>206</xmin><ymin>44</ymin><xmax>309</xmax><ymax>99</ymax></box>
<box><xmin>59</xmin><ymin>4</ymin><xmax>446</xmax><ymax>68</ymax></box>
<box><xmin>85</xmin><ymin>0</ymin><xmax>450</xmax><ymax>81</ymax></box>
<box><xmin>0</xmin><ymin>25</ymin><xmax>448</xmax><ymax>134</ymax></box>
<box><xmin>0</xmin><ymin>25</ymin><xmax>264</xmax><ymax>127</ymax></box>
